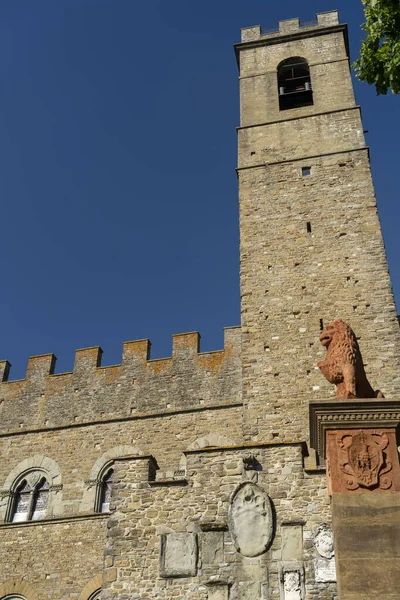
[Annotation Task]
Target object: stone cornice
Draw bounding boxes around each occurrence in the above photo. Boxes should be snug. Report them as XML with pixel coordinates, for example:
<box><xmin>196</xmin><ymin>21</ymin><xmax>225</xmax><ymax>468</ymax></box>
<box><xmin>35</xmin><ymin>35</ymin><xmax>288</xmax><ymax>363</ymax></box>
<box><xmin>309</xmin><ymin>398</ymin><xmax>400</xmax><ymax>458</ymax></box>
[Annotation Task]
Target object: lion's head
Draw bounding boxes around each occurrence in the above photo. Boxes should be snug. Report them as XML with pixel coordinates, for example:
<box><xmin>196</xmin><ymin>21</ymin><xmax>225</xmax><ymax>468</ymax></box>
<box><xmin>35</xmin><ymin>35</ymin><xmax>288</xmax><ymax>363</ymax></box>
<box><xmin>319</xmin><ymin>318</ymin><xmax>362</xmax><ymax>373</ymax></box>
<box><xmin>319</xmin><ymin>318</ymin><xmax>356</xmax><ymax>351</ymax></box>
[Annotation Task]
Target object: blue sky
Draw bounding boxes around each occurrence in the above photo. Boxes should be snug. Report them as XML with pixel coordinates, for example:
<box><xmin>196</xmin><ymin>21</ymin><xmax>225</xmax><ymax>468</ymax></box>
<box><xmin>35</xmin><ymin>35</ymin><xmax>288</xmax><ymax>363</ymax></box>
<box><xmin>0</xmin><ymin>0</ymin><xmax>398</xmax><ymax>379</ymax></box>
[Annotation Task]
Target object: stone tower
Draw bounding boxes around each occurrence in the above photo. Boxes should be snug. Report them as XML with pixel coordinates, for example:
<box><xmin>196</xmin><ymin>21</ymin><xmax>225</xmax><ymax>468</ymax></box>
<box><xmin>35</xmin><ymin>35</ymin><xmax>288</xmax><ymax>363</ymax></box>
<box><xmin>236</xmin><ymin>11</ymin><xmax>400</xmax><ymax>443</ymax></box>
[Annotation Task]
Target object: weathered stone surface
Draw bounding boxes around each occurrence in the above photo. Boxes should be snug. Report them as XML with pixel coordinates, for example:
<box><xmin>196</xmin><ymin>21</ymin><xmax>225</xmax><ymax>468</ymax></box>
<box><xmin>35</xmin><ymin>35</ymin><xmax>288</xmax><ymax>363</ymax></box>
<box><xmin>332</xmin><ymin>492</ymin><xmax>400</xmax><ymax>599</ymax></box>
<box><xmin>160</xmin><ymin>533</ymin><xmax>198</xmax><ymax>577</ymax></box>
<box><xmin>207</xmin><ymin>583</ymin><xmax>229</xmax><ymax>600</ymax></box>
<box><xmin>281</xmin><ymin>524</ymin><xmax>303</xmax><ymax>561</ymax></box>
<box><xmin>238</xmin><ymin>581</ymin><xmax>261</xmax><ymax>599</ymax></box>
<box><xmin>228</xmin><ymin>483</ymin><xmax>274</xmax><ymax>557</ymax></box>
<box><xmin>200</xmin><ymin>531</ymin><xmax>224</xmax><ymax>565</ymax></box>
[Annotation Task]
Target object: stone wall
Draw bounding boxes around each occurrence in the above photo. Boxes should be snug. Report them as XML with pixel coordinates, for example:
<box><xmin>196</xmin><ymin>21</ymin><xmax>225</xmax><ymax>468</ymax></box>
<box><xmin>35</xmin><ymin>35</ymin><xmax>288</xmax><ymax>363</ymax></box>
<box><xmin>101</xmin><ymin>447</ymin><xmax>335</xmax><ymax>600</ymax></box>
<box><xmin>0</xmin><ymin>515</ymin><xmax>107</xmax><ymax>598</ymax></box>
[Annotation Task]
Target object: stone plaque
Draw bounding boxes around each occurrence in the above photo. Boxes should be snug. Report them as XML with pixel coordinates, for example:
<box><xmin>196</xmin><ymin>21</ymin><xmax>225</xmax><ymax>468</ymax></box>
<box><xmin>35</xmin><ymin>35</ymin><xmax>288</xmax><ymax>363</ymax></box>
<box><xmin>279</xmin><ymin>568</ymin><xmax>305</xmax><ymax>600</ymax></box>
<box><xmin>281</xmin><ymin>524</ymin><xmax>303</xmax><ymax>561</ymax></box>
<box><xmin>201</xmin><ymin>531</ymin><xmax>224</xmax><ymax>565</ymax></box>
<box><xmin>160</xmin><ymin>532</ymin><xmax>198</xmax><ymax>577</ymax></box>
<box><xmin>283</xmin><ymin>571</ymin><xmax>302</xmax><ymax>600</ymax></box>
<box><xmin>315</xmin><ymin>558</ymin><xmax>336</xmax><ymax>583</ymax></box>
<box><xmin>228</xmin><ymin>482</ymin><xmax>274</xmax><ymax>557</ymax></box>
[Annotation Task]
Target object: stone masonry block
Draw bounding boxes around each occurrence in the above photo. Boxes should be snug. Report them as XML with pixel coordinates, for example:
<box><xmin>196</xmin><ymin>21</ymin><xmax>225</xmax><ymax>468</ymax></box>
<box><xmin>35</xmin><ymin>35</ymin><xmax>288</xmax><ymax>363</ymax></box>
<box><xmin>160</xmin><ymin>532</ymin><xmax>198</xmax><ymax>577</ymax></box>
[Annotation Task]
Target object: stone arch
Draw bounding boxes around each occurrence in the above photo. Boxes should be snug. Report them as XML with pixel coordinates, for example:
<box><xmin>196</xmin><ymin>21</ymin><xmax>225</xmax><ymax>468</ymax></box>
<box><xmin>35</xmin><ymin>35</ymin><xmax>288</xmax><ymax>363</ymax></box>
<box><xmin>78</xmin><ymin>574</ymin><xmax>102</xmax><ymax>600</ymax></box>
<box><xmin>88</xmin><ymin>445</ymin><xmax>144</xmax><ymax>482</ymax></box>
<box><xmin>0</xmin><ymin>455</ymin><xmax>62</xmax><ymax>521</ymax></box>
<box><xmin>3</xmin><ymin>455</ymin><xmax>61</xmax><ymax>490</ymax></box>
<box><xmin>185</xmin><ymin>433</ymin><xmax>235</xmax><ymax>451</ymax></box>
<box><xmin>0</xmin><ymin>579</ymin><xmax>38</xmax><ymax>600</ymax></box>
<box><xmin>179</xmin><ymin>433</ymin><xmax>236</xmax><ymax>470</ymax></box>
<box><xmin>80</xmin><ymin>445</ymin><xmax>144</xmax><ymax>512</ymax></box>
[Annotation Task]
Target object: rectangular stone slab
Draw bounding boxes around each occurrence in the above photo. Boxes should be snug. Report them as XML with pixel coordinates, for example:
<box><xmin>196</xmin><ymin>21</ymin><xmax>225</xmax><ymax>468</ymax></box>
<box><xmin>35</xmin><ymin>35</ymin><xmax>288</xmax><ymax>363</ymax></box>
<box><xmin>160</xmin><ymin>532</ymin><xmax>198</xmax><ymax>578</ymax></box>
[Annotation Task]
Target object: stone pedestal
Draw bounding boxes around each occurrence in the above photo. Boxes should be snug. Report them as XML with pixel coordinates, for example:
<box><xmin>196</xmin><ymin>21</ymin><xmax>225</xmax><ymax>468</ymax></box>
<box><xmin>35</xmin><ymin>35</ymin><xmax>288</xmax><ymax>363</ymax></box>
<box><xmin>309</xmin><ymin>398</ymin><xmax>400</xmax><ymax>599</ymax></box>
<box><xmin>332</xmin><ymin>492</ymin><xmax>400</xmax><ymax>599</ymax></box>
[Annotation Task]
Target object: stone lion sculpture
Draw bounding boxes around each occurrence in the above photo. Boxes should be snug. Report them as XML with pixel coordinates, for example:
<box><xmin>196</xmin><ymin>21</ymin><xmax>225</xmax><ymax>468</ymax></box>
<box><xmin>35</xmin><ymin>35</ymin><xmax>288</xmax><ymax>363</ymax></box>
<box><xmin>317</xmin><ymin>318</ymin><xmax>384</xmax><ymax>399</ymax></box>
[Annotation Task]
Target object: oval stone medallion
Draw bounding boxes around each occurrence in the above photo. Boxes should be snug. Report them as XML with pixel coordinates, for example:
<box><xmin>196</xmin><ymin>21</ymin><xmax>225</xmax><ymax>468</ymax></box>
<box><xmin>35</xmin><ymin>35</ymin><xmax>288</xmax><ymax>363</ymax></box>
<box><xmin>228</xmin><ymin>482</ymin><xmax>274</xmax><ymax>557</ymax></box>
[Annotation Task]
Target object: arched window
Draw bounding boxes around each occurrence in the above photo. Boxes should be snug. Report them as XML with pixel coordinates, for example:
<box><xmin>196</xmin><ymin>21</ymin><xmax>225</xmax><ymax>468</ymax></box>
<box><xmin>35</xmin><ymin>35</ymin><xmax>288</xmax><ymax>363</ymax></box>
<box><xmin>95</xmin><ymin>467</ymin><xmax>114</xmax><ymax>513</ymax></box>
<box><xmin>277</xmin><ymin>57</ymin><xmax>313</xmax><ymax>110</ymax></box>
<box><xmin>88</xmin><ymin>592</ymin><xmax>101</xmax><ymax>600</ymax></box>
<box><xmin>1</xmin><ymin>596</ymin><xmax>27</xmax><ymax>599</ymax></box>
<box><xmin>10</xmin><ymin>474</ymin><xmax>49</xmax><ymax>523</ymax></box>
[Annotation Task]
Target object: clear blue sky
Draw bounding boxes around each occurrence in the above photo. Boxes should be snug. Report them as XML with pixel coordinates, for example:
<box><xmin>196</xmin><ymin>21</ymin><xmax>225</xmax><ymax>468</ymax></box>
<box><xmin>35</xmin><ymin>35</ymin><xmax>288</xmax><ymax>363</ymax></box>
<box><xmin>0</xmin><ymin>0</ymin><xmax>398</xmax><ymax>379</ymax></box>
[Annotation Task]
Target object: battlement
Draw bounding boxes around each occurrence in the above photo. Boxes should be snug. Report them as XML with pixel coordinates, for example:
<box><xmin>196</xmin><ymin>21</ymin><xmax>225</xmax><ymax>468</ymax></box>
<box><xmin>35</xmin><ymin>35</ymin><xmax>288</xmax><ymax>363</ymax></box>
<box><xmin>240</xmin><ymin>11</ymin><xmax>340</xmax><ymax>43</ymax></box>
<box><xmin>0</xmin><ymin>327</ymin><xmax>242</xmax><ymax>433</ymax></box>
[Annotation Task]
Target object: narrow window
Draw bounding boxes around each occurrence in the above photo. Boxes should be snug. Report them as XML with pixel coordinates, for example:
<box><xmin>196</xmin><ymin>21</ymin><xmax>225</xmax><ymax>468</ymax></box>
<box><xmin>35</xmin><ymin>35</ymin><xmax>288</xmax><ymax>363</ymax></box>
<box><xmin>99</xmin><ymin>468</ymin><xmax>114</xmax><ymax>513</ymax></box>
<box><xmin>12</xmin><ymin>480</ymin><xmax>32</xmax><ymax>522</ymax></box>
<box><xmin>302</xmin><ymin>166</ymin><xmax>311</xmax><ymax>176</ymax></box>
<box><xmin>31</xmin><ymin>478</ymin><xmax>50</xmax><ymax>521</ymax></box>
<box><xmin>277</xmin><ymin>57</ymin><xmax>313</xmax><ymax>111</ymax></box>
<box><xmin>307</xmin><ymin>221</ymin><xmax>312</xmax><ymax>233</ymax></box>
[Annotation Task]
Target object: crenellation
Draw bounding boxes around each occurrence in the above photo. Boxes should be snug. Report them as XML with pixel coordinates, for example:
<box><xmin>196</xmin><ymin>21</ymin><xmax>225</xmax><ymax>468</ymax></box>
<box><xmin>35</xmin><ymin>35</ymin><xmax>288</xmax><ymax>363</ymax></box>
<box><xmin>73</xmin><ymin>346</ymin><xmax>103</xmax><ymax>375</ymax></box>
<box><xmin>172</xmin><ymin>331</ymin><xmax>201</xmax><ymax>357</ymax></box>
<box><xmin>26</xmin><ymin>353</ymin><xmax>56</xmax><ymax>381</ymax></box>
<box><xmin>279</xmin><ymin>18</ymin><xmax>300</xmax><ymax>35</ymax></box>
<box><xmin>0</xmin><ymin>360</ymin><xmax>10</xmax><ymax>382</ymax></box>
<box><xmin>0</xmin><ymin>328</ymin><xmax>242</xmax><ymax>432</ymax></box>
<box><xmin>316</xmin><ymin>10</ymin><xmax>339</xmax><ymax>27</ymax></box>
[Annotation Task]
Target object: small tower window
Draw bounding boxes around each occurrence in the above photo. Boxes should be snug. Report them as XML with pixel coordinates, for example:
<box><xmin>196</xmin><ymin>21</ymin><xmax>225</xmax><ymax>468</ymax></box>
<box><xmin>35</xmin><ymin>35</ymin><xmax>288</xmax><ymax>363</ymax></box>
<box><xmin>98</xmin><ymin>467</ymin><xmax>114</xmax><ymax>513</ymax></box>
<box><xmin>277</xmin><ymin>57</ymin><xmax>313</xmax><ymax>110</ymax></box>
<box><xmin>302</xmin><ymin>166</ymin><xmax>311</xmax><ymax>176</ymax></box>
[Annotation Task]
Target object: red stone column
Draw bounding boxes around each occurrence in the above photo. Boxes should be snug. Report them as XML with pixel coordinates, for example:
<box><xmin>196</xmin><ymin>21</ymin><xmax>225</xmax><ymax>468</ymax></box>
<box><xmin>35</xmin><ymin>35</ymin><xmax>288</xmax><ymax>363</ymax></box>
<box><xmin>309</xmin><ymin>400</ymin><xmax>400</xmax><ymax>598</ymax></box>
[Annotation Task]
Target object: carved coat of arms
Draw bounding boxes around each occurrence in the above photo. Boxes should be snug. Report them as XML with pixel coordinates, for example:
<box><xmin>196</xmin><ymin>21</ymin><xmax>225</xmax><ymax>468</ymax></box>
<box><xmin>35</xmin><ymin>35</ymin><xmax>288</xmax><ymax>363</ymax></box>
<box><xmin>338</xmin><ymin>431</ymin><xmax>392</xmax><ymax>490</ymax></box>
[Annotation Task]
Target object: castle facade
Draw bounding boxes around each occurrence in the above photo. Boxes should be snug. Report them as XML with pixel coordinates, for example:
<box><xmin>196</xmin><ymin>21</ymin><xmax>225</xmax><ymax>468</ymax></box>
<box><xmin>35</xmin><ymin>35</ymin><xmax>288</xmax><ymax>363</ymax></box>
<box><xmin>1</xmin><ymin>11</ymin><xmax>399</xmax><ymax>600</ymax></box>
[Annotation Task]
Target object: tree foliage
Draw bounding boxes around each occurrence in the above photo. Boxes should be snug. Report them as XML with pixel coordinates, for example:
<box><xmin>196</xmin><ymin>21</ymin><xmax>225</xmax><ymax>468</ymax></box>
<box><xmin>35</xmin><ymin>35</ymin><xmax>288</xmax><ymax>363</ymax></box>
<box><xmin>353</xmin><ymin>0</ymin><xmax>400</xmax><ymax>94</ymax></box>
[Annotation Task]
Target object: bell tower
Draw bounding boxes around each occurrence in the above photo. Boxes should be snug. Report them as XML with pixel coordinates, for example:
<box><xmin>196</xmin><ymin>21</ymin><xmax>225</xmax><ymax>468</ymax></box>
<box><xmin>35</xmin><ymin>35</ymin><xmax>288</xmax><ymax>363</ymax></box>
<box><xmin>235</xmin><ymin>11</ymin><xmax>400</xmax><ymax>442</ymax></box>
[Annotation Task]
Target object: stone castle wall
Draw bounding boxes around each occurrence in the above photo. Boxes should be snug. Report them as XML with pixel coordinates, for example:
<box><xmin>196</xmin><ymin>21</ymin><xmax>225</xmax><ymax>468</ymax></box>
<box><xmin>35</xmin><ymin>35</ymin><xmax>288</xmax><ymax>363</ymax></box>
<box><xmin>0</xmin><ymin>327</ymin><xmax>241</xmax><ymax>432</ymax></box>
<box><xmin>0</xmin><ymin>10</ymin><xmax>398</xmax><ymax>600</ymax></box>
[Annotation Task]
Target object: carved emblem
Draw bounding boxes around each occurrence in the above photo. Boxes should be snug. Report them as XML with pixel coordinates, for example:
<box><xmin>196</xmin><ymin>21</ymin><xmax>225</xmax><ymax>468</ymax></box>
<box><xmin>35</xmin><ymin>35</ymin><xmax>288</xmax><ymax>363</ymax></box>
<box><xmin>314</xmin><ymin>524</ymin><xmax>334</xmax><ymax>559</ymax></box>
<box><xmin>281</xmin><ymin>569</ymin><xmax>304</xmax><ymax>600</ymax></box>
<box><xmin>317</xmin><ymin>318</ymin><xmax>384</xmax><ymax>398</ymax></box>
<box><xmin>26</xmin><ymin>471</ymin><xmax>42</xmax><ymax>488</ymax></box>
<box><xmin>338</xmin><ymin>431</ymin><xmax>392</xmax><ymax>489</ymax></box>
<box><xmin>228</xmin><ymin>483</ymin><xmax>273</xmax><ymax>557</ymax></box>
